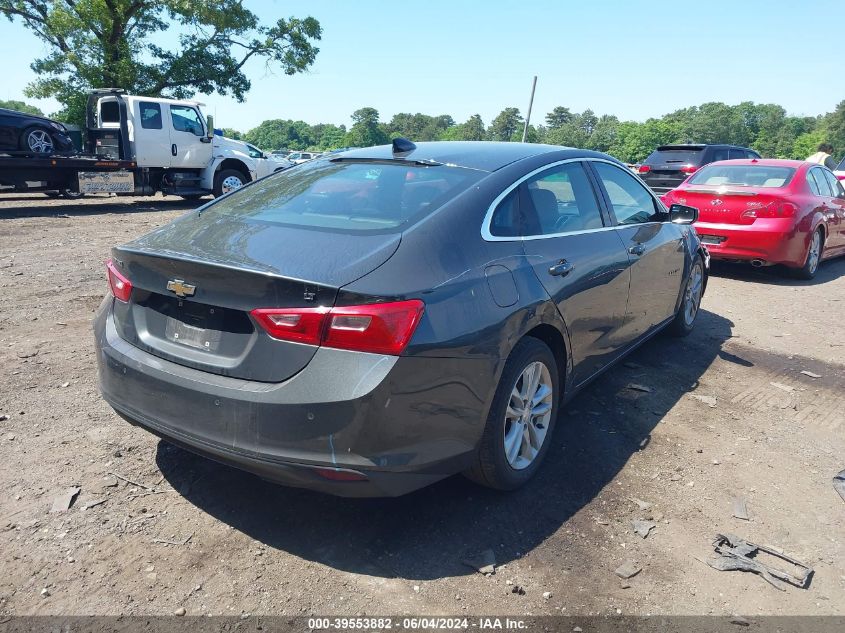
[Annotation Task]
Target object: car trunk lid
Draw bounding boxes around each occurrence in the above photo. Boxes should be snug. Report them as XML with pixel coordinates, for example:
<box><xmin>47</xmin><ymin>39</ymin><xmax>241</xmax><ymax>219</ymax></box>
<box><xmin>672</xmin><ymin>187</ymin><xmax>784</xmax><ymax>225</ymax></box>
<box><xmin>109</xmin><ymin>214</ymin><xmax>401</xmax><ymax>382</ymax></box>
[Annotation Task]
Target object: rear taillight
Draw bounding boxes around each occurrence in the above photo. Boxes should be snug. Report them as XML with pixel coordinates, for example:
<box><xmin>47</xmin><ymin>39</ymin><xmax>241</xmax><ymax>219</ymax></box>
<box><xmin>106</xmin><ymin>258</ymin><xmax>132</xmax><ymax>302</ymax></box>
<box><xmin>638</xmin><ymin>165</ymin><xmax>651</xmax><ymax>174</ymax></box>
<box><xmin>251</xmin><ymin>299</ymin><xmax>425</xmax><ymax>355</ymax></box>
<box><xmin>680</xmin><ymin>165</ymin><xmax>699</xmax><ymax>174</ymax></box>
<box><xmin>740</xmin><ymin>201</ymin><xmax>798</xmax><ymax>220</ymax></box>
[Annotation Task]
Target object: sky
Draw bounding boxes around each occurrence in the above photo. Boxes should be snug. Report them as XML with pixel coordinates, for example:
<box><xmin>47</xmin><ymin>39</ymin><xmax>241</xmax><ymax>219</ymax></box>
<box><xmin>1</xmin><ymin>0</ymin><xmax>842</xmax><ymax>132</ymax></box>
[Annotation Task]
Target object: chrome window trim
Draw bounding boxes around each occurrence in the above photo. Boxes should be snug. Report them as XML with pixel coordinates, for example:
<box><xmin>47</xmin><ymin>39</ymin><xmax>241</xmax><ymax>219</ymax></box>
<box><xmin>481</xmin><ymin>157</ymin><xmax>666</xmax><ymax>242</ymax></box>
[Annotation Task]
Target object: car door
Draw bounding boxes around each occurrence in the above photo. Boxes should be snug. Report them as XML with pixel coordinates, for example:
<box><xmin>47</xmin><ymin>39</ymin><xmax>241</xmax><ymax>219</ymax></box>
<box><xmin>590</xmin><ymin>160</ymin><xmax>687</xmax><ymax>343</ymax></box>
<box><xmin>0</xmin><ymin>110</ymin><xmax>19</xmax><ymax>149</ymax></box>
<box><xmin>167</xmin><ymin>104</ymin><xmax>212</xmax><ymax>169</ymax></box>
<box><xmin>488</xmin><ymin>160</ymin><xmax>631</xmax><ymax>387</ymax></box>
<box><xmin>132</xmin><ymin>101</ymin><xmax>172</xmax><ymax>167</ymax></box>
<box><xmin>818</xmin><ymin>168</ymin><xmax>845</xmax><ymax>250</ymax></box>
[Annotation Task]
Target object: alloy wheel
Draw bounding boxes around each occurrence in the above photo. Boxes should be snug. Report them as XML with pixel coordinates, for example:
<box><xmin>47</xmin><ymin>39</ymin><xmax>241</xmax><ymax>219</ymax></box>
<box><xmin>503</xmin><ymin>361</ymin><xmax>553</xmax><ymax>470</ymax></box>
<box><xmin>807</xmin><ymin>231</ymin><xmax>821</xmax><ymax>275</ymax></box>
<box><xmin>683</xmin><ymin>261</ymin><xmax>704</xmax><ymax>326</ymax></box>
<box><xmin>27</xmin><ymin>129</ymin><xmax>54</xmax><ymax>153</ymax></box>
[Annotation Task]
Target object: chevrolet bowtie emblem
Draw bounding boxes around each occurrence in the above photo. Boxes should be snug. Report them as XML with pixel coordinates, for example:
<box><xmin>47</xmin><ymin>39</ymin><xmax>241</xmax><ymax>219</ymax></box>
<box><xmin>166</xmin><ymin>279</ymin><xmax>196</xmax><ymax>298</ymax></box>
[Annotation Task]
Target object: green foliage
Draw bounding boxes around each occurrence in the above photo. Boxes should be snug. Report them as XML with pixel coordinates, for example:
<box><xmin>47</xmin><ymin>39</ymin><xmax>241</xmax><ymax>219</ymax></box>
<box><xmin>488</xmin><ymin>107</ymin><xmax>523</xmax><ymax>141</ymax></box>
<box><xmin>1</xmin><ymin>0</ymin><xmax>321</xmax><ymax>123</ymax></box>
<box><xmin>822</xmin><ymin>100</ymin><xmax>845</xmax><ymax>156</ymax></box>
<box><xmin>344</xmin><ymin>107</ymin><xmax>388</xmax><ymax>147</ymax></box>
<box><xmin>220</xmin><ymin>127</ymin><xmax>242</xmax><ymax>140</ymax></box>
<box><xmin>440</xmin><ymin>114</ymin><xmax>486</xmax><ymax>141</ymax></box>
<box><xmin>0</xmin><ymin>98</ymin><xmax>43</xmax><ymax>115</ymax></box>
<box><xmin>386</xmin><ymin>112</ymin><xmax>454</xmax><ymax>141</ymax></box>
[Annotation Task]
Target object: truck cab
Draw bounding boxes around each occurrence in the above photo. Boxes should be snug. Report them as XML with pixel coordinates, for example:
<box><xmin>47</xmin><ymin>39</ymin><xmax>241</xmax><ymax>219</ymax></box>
<box><xmin>86</xmin><ymin>89</ymin><xmax>282</xmax><ymax>198</ymax></box>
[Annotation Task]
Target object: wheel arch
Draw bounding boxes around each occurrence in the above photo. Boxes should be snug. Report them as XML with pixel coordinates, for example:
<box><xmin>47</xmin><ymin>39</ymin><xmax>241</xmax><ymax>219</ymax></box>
<box><xmin>216</xmin><ymin>158</ymin><xmax>251</xmax><ymax>181</ymax></box>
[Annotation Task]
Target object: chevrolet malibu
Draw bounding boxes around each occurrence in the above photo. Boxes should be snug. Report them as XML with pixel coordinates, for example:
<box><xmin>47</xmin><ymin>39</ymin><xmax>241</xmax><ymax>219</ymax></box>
<box><xmin>95</xmin><ymin>141</ymin><xmax>708</xmax><ymax>497</ymax></box>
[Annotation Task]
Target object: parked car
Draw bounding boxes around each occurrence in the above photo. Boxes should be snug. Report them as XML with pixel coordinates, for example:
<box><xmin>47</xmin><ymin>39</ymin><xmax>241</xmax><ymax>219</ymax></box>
<box><xmin>834</xmin><ymin>156</ymin><xmax>845</xmax><ymax>182</ymax></box>
<box><xmin>94</xmin><ymin>140</ymin><xmax>708</xmax><ymax>497</ymax></box>
<box><xmin>662</xmin><ymin>158</ymin><xmax>845</xmax><ymax>279</ymax></box>
<box><xmin>287</xmin><ymin>151</ymin><xmax>319</xmax><ymax>164</ymax></box>
<box><xmin>638</xmin><ymin>144</ymin><xmax>761</xmax><ymax>194</ymax></box>
<box><xmin>0</xmin><ymin>107</ymin><xmax>75</xmax><ymax>154</ymax></box>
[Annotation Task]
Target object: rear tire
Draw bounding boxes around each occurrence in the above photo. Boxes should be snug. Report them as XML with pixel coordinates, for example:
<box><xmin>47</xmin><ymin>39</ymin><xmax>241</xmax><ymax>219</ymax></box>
<box><xmin>213</xmin><ymin>169</ymin><xmax>248</xmax><ymax>198</ymax></box>
<box><xmin>464</xmin><ymin>337</ymin><xmax>559</xmax><ymax>491</ymax></box>
<box><xmin>60</xmin><ymin>189</ymin><xmax>84</xmax><ymax>200</ymax></box>
<box><xmin>792</xmin><ymin>228</ymin><xmax>823</xmax><ymax>280</ymax></box>
<box><xmin>668</xmin><ymin>255</ymin><xmax>704</xmax><ymax>337</ymax></box>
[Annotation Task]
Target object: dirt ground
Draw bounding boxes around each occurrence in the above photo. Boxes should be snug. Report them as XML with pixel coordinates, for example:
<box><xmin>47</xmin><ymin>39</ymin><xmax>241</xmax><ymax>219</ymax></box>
<box><xmin>1</xmin><ymin>193</ymin><xmax>843</xmax><ymax>618</ymax></box>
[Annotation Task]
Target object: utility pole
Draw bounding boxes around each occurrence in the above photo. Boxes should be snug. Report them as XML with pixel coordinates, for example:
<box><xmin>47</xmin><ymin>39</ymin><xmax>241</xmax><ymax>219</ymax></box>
<box><xmin>521</xmin><ymin>76</ymin><xmax>537</xmax><ymax>143</ymax></box>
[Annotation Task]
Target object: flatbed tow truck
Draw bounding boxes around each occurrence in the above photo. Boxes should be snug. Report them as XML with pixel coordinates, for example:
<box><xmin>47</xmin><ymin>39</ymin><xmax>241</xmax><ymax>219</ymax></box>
<box><xmin>0</xmin><ymin>151</ymin><xmax>136</xmax><ymax>197</ymax></box>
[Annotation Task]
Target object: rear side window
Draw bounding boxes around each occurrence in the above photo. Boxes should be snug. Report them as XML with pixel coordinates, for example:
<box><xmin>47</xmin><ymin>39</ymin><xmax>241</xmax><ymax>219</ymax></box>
<box><xmin>711</xmin><ymin>148</ymin><xmax>730</xmax><ymax>161</ymax></box>
<box><xmin>521</xmin><ymin>162</ymin><xmax>604</xmax><ymax>235</ymax></box>
<box><xmin>205</xmin><ymin>160</ymin><xmax>483</xmax><ymax>233</ymax></box>
<box><xmin>593</xmin><ymin>162</ymin><xmax>662</xmax><ymax>225</ymax></box>
<box><xmin>688</xmin><ymin>165</ymin><xmax>795</xmax><ymax>188</ymax></box>
<box><xmin>809</xmin><ymin>168</ymin><xmax>832</xmax><ymax>196</ymax></box>
<box><xmin>139</xmin><ymin>102</ymin><xmax>162</xmax><ymax>130</ymax></box>
<box><xmin>823</xmin><ymin>169</ymin><xmax>845</xmax><ymax>198</ymax></box>
<box><xmin>728</xmin><ymin>148</ymin><xmax>746</xmax><ymax>160</ymax></box>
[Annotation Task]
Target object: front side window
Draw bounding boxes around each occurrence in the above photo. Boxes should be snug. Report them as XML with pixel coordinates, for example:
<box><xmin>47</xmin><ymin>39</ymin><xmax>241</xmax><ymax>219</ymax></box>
<box><xmin>205</xmin><ymin>160</ymin><xmax>483</xmax><ymax>233</ymax></box>
<box><xmin>246</xmin><ymin>144</ymin><xmax>263</xmax><ymax>159</ymax></box>
<box><xmin>170</xmin><ymin>105</ymin><xmax>204</xmax><ymax>136</ymax></box>
<box><xmin>521</xmin><ymin>162</ymin><xmax>604</xmax><ymax>236</ymax></box>
<box><xmin>593</xmin><ymin>162</ymin><xmax>662</xmax><ymax>225</ymax></box>
<box><xmin>139</xmin><ymin>102</ymin><xmax>162</xmax><ymax>130</ymax></box>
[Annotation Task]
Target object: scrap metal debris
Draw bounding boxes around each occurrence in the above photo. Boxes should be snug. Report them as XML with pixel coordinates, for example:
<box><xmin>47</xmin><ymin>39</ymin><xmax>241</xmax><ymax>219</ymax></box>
<box><xmin>625</xmin><ymin>383</ymin><xmax>653</xmax><ymax>393</ymax></box>
<box><xmin>732</xmin><ymin>497</ymin><xmax>750</xmax><ymax>521</ymax></box>
<box><xmin>706</xmin><ymin>533</ymin><xmax>813</xmax><ymax>590</ymax></box>
<box><xmin>49</xmin><ymin>487</ymin><xmax>80</xmax><ymax>513</ymax></box>
<box><xmin>834</xmin><ymin>470</ymin><xmax>845</xmax><ymax>503</ymax></box>
<box><xmin>800</xmin><ymin>370</ymin><xmax>821</xmax><ymax>379</ymax></box>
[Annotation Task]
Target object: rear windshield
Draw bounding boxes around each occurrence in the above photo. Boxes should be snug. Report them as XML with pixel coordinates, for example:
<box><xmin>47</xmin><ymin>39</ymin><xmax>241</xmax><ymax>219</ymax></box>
<box><xmin>204</xmin><ymin>159</ymin><xmax>484</xmax><ymax>232</ymax></box>
<box><xmin>687</xmin><ymin>165</ymin><xmax>796</xmax><ymax>188</ymax></box>
<box><xmin>644</xmin><ymin>149</ymin><xmax>703</xmax><ymax>165</ymax></box>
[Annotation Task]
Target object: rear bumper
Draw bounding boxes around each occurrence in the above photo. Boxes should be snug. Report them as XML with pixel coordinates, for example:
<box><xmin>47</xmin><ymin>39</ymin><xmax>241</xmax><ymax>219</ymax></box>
<box><xmin>694</xmin><ymin>220</ymin><xmax>807</xmax><ymax>267</ymax></box>
<box><xmin>94</xmin><ymin>299</ymin><xmax>492</xmax><ymax>497</ymax></box>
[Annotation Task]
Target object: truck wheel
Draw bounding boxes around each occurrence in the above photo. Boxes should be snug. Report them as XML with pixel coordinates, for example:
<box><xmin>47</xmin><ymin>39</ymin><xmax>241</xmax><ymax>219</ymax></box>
<box><xmin>60</xmin><ymin>189</ymin><xmax>84</xmax><ymax>200</ymax></box>
<box><xmin>20</xmin><ymin>127</ymin><xmax>55</xmax><ymax>154</ymax></box>
<box><xmin>213</xmin><ymin>169</ymin><xmax>248</xmax><ymax>197</ymax></box>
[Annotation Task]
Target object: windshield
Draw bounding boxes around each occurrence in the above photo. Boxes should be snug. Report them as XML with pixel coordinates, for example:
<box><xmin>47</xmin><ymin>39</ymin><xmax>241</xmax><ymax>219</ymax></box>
<box><xmin>687</xmin><ymin>164</ymin><xmax>796</xmax><ymax>188</ymax></box>
<box><xmin>203</xmin><ymin>158</ymin><xmax>484</xmax><ymax>233</ymax></box>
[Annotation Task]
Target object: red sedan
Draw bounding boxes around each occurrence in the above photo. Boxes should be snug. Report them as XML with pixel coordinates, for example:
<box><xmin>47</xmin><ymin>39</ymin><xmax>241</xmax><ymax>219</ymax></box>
<box><xmin>662</xmin><ymin>159</ymin><xmax>845</xmax><ymax>279</ymax></box>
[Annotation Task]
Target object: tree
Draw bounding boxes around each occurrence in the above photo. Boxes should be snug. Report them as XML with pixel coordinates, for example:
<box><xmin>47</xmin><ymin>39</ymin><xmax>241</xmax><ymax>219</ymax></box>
<box><xmin>345</xmin><ymin>107</ymin><xmax>388</xmax><ymax>147</ymax></box>
<box><xmin>488</xmin><ymin>107</ymin><xmax>523</xmax><ymax>141</ymax></box>
<box><xmin>440</xmin><ymin>114</ymin><xmax>485</xmax><ymax>141</ymax></box>
<box><xmin>1</xmin><ymin>0</ymin><xmax>321</xmax><ymax>122</ymax></box>
<box><xmin>0</xmin><ymin>99</ymin><xmax>43</xmax><ymax>115</ymax></box>
<box><xmin>545</xmin><ymin>106</ymin><xmax>573</xmax><ymax>129</ymax></box>
<box><xmin>220</xmin><ymin>127</ymin><xmax>242</xmax><ymax>140</ymax></box>
<box><xmin>823</xmin><ymin>100</ymin><xmax>845</xmax><ymax>158</ymax></box>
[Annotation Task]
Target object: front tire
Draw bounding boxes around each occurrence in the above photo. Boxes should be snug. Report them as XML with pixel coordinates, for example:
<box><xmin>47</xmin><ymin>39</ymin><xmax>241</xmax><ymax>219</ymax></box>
<box><xmin>20</xmin><ymin>127</ymin><xmax>55</xmax><ymax>154</ymax></box>
<box><xmin>792</xmin><ymin>228</ymin><xmax>823</xmax><ymax>280</ymax></box>
<box><xmin>464</xmin><ymin>337</ymin><xmax>559</xmax><ymax>491</ymax></box>
<box><xmin>213</xmin><ymin>169</ymin><xmax>248</xmax><ymax>198</ymax></box>
<box><xmin>668</xmin><ymin>255</ymin><xmax>704</xmax><ymax>337</ymax></box>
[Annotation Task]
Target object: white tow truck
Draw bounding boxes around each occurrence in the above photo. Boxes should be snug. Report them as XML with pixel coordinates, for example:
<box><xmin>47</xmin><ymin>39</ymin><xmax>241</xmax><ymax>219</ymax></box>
<box><xmin>0</xmin><ymin>89</ymin><xmax>288</xmax><ymax>199</ymax></box>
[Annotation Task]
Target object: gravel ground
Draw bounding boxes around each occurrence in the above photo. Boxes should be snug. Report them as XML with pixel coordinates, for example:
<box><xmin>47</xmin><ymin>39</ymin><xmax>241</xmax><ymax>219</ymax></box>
<box><xmin>1</xmin><ymin>193</ymin><xmax>843</xmax><ymax>617</ymax></box>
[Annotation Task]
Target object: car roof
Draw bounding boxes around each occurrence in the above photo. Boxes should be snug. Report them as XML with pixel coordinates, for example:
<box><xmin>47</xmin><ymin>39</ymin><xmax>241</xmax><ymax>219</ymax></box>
<box><xmin>336</xmin><ymin>141</ymin><xmax>604</xmax><ymax>172</ymax></box>
<box><xmin>655</xmin><ymin>144</ymin><xmax>752</xmax><ymax>151</ymax></box>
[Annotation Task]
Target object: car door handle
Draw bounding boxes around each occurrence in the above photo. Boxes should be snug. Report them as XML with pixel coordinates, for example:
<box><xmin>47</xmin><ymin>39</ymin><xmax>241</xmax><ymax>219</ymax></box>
<box><xmin>628</xmin><ymin>244</ymin><xmax>646</xmax><ymax>256</ymax></box>
<box><xmin>171</xmin><ymin>144</ymin><xmax>177</xmax><ymax>156</ymax></box>
<box><xmin>548</xmin><ymin>260</ymin><xmax>574</xmax><ymax>277</ymax></box>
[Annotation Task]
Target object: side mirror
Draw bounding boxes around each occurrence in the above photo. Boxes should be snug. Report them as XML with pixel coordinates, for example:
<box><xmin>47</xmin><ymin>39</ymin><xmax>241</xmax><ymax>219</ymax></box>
<box><xmin>205</xmin><ymin>114</ymin><xmax>214</xmax><ymax>139</ymax></box>
<box><xmin>669</xmin><ymin>203</ymin><xmax>698</xmax><ymax>225</ymax></box>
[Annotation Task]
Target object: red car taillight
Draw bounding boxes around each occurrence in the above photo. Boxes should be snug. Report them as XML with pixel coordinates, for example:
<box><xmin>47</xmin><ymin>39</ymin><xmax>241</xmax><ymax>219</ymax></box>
<box><xmin>837</xmin><ymin>175</ymin><xmax>845</xmax><ymax>181</ymax></box>
<box><xmin>740</xmin><ymin>201</ymin><xmax>798</xmax><ymax>220</ymax></box>
<box><xmin>638</xmin><ymin>165</ymin><xmax>651</xmax><ymax>174</ymax></box>
<box><xmin>106</xmin><ymin>258</ymin><xmax>132</xmax><ymax>302</ymax></box>
<box><xmin>680</xmin><ymin>165</ymin><xmax>699</xmax><ymax>174</ymax></box>
<box><xmin>251</xmin><ymin>299</ymin><xmax>425</xmax><ymax>355</ymax></box>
